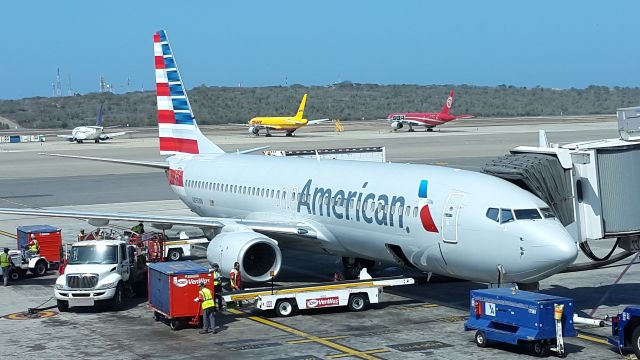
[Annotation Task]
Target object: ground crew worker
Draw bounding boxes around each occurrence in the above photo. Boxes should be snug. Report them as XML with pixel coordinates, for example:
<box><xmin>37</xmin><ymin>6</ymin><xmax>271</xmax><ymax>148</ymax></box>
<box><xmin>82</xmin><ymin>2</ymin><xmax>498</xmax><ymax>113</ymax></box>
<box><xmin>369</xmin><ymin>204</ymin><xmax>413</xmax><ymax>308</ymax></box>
<box><xmin>131</xmin><ymin>222</ymin><xmax>145</xmax><ymax>234</ymax></box>
<box><xmin>212</xmin><ymin>264</ymin><xmax>223</xmax><ymax>311</ymax></box>
<box><xmin>194</xmin><ymin>281</ymin><xmax>216</xmax><ymax>334</ymax></box>
<box><xmin>230</xmin><ymin>262</ymin><xmax>242</xmax><ymax>307</ymax></box>
<box><xmin>1</xmin><ymin>248</ymin><xmax>14</xmax><ymax>286</ymax></box>
<box><xmin>26</xmin><ymin>234</ymin><xmax>40</xmax><ymax>257</ymax></box>
<box><xmin>77</xmin><ymin>229</ymin><xmax>86</xmax><ymax>241</ymax></box>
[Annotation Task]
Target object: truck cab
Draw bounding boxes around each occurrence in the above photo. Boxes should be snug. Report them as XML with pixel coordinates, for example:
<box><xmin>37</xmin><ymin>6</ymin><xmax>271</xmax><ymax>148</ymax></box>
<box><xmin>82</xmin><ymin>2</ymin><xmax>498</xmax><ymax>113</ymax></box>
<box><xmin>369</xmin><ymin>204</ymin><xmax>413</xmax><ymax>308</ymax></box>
<box><xmin>54</xmin><ymin>240</ymin><xmax>145</xmax><ymax>311</ymax></box>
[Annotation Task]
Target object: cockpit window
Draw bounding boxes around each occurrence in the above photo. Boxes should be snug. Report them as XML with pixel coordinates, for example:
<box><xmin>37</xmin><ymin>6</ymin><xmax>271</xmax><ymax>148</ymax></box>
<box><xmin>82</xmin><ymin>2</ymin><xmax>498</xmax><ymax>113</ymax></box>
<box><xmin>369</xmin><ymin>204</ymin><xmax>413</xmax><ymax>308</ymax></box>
<box><xmin>500</xmin><ymin>208</ymin><xmax>514</xmax><ymax>224</ymax></box>
<box><xmin>540</xmin><ymin>207</ymin><xmax>556</xmax><ymax>219</ymax></box>
<box><xmin>514</xmin><ymin>209</ymin><xmax>542</xmax><ymax>220</ymax></box>
<box><xmin>486</xmin><ymin>208</ymin><xmax>499</xmax><ymax>222</ymax></box>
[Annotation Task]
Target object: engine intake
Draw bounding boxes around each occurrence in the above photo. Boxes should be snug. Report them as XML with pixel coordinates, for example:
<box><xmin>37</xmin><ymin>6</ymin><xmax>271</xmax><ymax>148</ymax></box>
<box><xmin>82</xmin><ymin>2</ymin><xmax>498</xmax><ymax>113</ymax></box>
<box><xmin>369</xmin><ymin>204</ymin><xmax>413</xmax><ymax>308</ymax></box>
<box><xmin>391</xmin><ymin>121</ymin><xmax>403</xmax><ymax>130</ymax></box>
<box><xmin>207</xmin><ymin>231</ymin><xmax>282</xmax><ymax>282</ymax></box>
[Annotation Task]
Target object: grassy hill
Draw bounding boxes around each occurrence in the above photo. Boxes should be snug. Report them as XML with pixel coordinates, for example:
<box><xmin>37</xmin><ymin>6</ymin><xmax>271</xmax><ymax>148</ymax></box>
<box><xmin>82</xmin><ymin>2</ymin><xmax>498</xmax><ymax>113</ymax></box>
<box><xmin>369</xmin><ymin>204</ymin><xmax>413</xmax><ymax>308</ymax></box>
<box><xmin>0</xmin><ymin>84</ymin><xmax>638</xmax><ymax>129</ymax></box>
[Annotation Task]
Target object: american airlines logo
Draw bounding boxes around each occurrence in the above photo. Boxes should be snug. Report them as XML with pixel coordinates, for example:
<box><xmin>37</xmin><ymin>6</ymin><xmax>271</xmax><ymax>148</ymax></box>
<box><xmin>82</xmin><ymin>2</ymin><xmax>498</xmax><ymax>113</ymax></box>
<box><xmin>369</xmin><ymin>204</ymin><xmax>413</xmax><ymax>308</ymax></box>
<box><xmin>418</xmin><ymin>180</ymin><xmax>439</xmax><ymax>233</ymax></box>
<box><xmin>306</xmin><ymin>297</ymin><xmax>339</xmax><ymax>308</ymax></box>
<box><xmin>297</xmin><ymin>179</ymin><xmax>406</xmax><ymax>228</ymax></box>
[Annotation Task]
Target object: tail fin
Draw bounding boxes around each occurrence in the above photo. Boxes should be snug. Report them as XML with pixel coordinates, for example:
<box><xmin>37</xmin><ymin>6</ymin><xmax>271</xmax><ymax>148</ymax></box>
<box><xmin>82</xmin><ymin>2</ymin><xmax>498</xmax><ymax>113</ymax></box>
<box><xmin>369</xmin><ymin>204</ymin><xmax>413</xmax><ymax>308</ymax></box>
<box><xmin>294</xmin><ymin>93</ymin><xmax>307</xmax><ymax>119</ymax></box>
<box><xmin>96</xmin><ymin>102</ymin><xmax>104</xmax><ymax>127</ymax></box>
<box><xmin>440</xmin><ymin>91</ymin><xmax>455</xmax><ymax>115</ymax></box>
<box><xmin>154</xmin><ymin>30</ymin><xmax>224</xmax><ymax>155</ymax></box>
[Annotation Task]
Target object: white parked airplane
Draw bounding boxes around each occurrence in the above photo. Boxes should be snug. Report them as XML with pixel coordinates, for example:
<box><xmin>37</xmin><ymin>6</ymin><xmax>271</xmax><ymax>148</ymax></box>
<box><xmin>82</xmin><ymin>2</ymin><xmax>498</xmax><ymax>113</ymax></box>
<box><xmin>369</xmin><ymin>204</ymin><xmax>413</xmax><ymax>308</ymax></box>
<box><xmin>0</xmin><ymin>31</ymin><xmax>578</xmax><ymax>285</ymax></box>
<box><xmin>57</xmin><ymin>103</ymin><xmax>130</xmax><ymax>143</ymax></box>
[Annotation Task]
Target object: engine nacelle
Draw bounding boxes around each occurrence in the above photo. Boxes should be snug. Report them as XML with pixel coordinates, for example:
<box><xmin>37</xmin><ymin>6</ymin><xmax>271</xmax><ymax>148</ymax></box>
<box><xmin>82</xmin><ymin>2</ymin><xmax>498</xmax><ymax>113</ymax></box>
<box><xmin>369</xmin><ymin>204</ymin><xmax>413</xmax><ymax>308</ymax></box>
<box><xmin>207</xmin><ymin>231</ymin><xmax>282</xmax><ymax>282</ymax></box>
<box><xmin>248</xmin><ymin>126</ymin><xmax>259</xmax><ymax>135</ymax></box>
<box><xmin>391</xmin><ymin>121</ymin><xmax>403</xmax><ymax>130</ymax></box>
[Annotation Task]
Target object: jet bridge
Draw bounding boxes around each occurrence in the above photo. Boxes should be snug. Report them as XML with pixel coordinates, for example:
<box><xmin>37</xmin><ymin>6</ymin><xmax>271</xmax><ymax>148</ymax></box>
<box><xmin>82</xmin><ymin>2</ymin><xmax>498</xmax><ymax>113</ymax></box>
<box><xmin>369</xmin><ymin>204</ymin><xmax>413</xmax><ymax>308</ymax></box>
<box><xmin>483</xmin><ymin>108</ymin><xmax>640</xmax><ymax>257</ymax></box>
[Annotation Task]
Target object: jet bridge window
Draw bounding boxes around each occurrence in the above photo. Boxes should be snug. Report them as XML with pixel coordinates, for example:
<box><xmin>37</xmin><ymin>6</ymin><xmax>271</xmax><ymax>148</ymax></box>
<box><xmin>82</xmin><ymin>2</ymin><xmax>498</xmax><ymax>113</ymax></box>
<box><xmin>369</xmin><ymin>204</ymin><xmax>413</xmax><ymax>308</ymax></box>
<box><xmin>514</xmin><ymin>209</ymin><xmax>542</xmax><ymax>220</ymax></box>
<box><xmin>500</xmin><ymin>208</ymin><xmax>514</xmax><ymax>224</ymax></box>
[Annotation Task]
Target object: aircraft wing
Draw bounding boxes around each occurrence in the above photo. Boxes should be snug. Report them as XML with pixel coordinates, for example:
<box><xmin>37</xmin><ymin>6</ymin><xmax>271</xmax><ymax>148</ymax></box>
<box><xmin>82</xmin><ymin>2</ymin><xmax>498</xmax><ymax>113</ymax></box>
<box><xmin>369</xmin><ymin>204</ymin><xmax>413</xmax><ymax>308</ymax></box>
<box><xmin>454</xmin><ymin>115</ymin><xmax>475</xmax><ymax>119</ymax></box>
<box><xmin>56</xmin><ymin>134</ymin><xmax>74</xmax><ymax>140</ymax></box>
<box><xmin>400</xmin><ymin>119</ymin><xmax>434</xmax><ymax>126</ymax></box>
<box><xmin>307</xmin><ymin>118</ymin><xmax>331</xmax><ymax>125</ymax></box>
<box><xmin>102</xmin><ymin>131</ymin><xmax>130</xmax><ymax>138</ymax></box>
<box><xmin>0</xmin><ymin>208</ymin><xmax>320</xmax><ymax>240</ymax></box>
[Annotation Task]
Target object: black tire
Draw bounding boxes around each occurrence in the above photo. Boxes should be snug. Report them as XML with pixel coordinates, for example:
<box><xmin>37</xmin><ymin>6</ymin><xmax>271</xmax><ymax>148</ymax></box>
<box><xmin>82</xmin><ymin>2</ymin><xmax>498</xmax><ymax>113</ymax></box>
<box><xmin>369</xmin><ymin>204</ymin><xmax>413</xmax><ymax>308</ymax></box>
<box><xmin>167</xmin><ymin>249</ymin><xmax>182</xmax><ymax>261</ymax></box>
<box><xmin>111</xmin><ymin>283</ymin><xmax>124</xmax><ymax>310</ymax></box>
<box><xmin>170</xmin><ymin>319</ymin><xmax>181</xmax><ymax>331</ymax></box>
<box><xmin>265</xmin><ymin>133</ymin><xmax>272</xmax><ymax>137</ymax></box>
<box><xmin>532</xmin><ymin>340</ymin><xmax>548</xmax><ymax>357</ymax></box>
<box><xmin>57</xmin><ymin>300</ymin><xmax>69</xmax><ymax>312</ymax></box>
<box><xmin>9</xmin><ymin>268</ymin><xmax>21</xmax><ymax>281</ymax></box>
<box><xmin>427</xmin><ymin>128</ymin><xmax>433</xmax><ymax>132</ymax></box>
<box><xmin>275</xmin><ymin>299</ymin><xmax>295</xmax><ymax>317</ymax></box>
<box><xmin>94</xmin><ymin>139</ymin><xmax>100</xmax><ymax>143</ymax></box>
<box><xmin>77</xmin><ymin>140</ymin><xmax>83</xmax><ymax>143</ymax></box>
<box><xmin>348</xmin><ymin>294</ymin><xmax>368</xmax><ymax>312</ymax></box>
<box><xmin>285</xmin><ymin>132</ymin><xmax>293</xmax><ymax>137</ymax></box>
<box><xmin>153</xmin><ymin>311</ymin><xmax>162</xmax><ymax>321</ymax></box>
<box><xmin>32</xmin><ymin>261</ymin><xmax>47</xmax><ymax>276</ymax></box>
<box><xmin>474</xmin><ymin>330</ymin><xmax>488</xmax><ymax>348</ymax></box>
<box><xmin>632</xmin><ymin>326</ymin><xmax>640</xmax><ymax>359</ymax></box>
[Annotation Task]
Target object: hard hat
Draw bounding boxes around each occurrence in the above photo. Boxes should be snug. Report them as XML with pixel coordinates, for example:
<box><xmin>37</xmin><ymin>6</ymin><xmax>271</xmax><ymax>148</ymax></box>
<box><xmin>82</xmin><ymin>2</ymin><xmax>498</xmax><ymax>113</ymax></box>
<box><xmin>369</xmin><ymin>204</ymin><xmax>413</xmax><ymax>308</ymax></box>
<box><xmin>3</xmin><ymin>247</ymin><xmax>8</xmax><ymax>252</ymax></box>
<box><xmin>31</xmin><ymin>234</ymin><xmax>36</xmax><ymax>238</ymax></box>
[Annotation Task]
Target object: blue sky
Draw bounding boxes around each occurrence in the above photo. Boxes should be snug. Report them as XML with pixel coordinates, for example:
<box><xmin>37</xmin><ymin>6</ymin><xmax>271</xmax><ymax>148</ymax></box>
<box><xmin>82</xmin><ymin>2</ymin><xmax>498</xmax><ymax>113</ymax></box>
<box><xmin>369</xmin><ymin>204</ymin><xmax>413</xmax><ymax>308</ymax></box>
<box><xmin>2</xmin><ymin>1</ymin><xmax>638</xmax><ymax>99</ymax></box>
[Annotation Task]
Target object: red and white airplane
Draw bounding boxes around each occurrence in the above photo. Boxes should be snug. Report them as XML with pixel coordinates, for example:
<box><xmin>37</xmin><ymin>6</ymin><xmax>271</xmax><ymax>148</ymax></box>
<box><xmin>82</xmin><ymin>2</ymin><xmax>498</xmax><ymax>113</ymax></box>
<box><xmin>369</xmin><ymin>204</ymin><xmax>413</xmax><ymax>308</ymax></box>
<box><xmin>387</xmin><ymin>91</ymin><xmax>474</xmax><ymax>132</ymax></box>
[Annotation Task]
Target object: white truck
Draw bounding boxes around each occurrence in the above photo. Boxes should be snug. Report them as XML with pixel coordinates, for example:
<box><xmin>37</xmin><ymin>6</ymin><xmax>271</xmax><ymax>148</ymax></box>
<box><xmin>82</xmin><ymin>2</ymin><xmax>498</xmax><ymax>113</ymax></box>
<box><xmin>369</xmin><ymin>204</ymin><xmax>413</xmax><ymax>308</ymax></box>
<box><xmin>54</xmin><ymin>240</ymin><xmax>147</xmax><ymax>312</ymax></box>
<box><xmin>222</xmin><ymin>277</ymin><xmax>415</xmax><ymax>317</ymax></box>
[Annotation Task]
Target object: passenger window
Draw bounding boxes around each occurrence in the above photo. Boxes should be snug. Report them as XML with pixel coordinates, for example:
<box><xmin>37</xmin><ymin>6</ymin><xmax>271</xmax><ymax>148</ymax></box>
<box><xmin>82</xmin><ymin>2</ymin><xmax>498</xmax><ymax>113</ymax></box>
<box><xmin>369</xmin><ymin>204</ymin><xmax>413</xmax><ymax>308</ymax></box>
<box><xmin>276</xmin><ymin>190</ymin><xmax>280</xmax><ymax>198</ymax></box>
<box><xmin>291</xmin><ymin>192</ymin><xmax>295</xmax><ymax>201</ymax></box>
<box><xmin>540</xmin><ymin>207</ymin><xmax>556</xmax><ymax>219</ymax></box>
<box><xmin>500</xmin><ymin>208</ymin><xmax>514</xmax><ymax>224</ymax></box>
<box><xmin>514</xmin><ymin>209</ymin><xmax>542</xmax><ymax>220</ymax></box>
<box><xmin>486</xmin><ymin>208</ymin><xmax>499</xmax><ymax>222</ymax></box>
<box><xmin>413</xmin><ymin>207</ymin><xmax>418</xmax><ymax>217</ymax></box>
<box><xmin>271</xmin><ymin>189</ymin><xmax>274</xmax><ymax>198</ymax></box>
<box><xmin>405</xmin><ymin>206</ymin><xmax>410</xmax><ymax>216</ymax></box>
<box><xmin>356</xmin><ymin>200</ymin><xmax>361</xmax><ymax>210</ymax></box>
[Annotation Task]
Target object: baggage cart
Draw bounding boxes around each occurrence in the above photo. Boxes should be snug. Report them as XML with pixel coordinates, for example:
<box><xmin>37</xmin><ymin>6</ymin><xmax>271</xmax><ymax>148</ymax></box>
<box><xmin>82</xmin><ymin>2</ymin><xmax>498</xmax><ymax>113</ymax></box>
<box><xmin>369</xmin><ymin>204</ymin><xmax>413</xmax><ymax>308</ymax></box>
<box><xmin>148</xmin><ymin>261</ymin><xmax>213</xmax><ymax>330</ymax></box>
<box><xmin>464</xmin><ymin>288</ymin><xmax>576</xmax><ymax>357</ymax></box>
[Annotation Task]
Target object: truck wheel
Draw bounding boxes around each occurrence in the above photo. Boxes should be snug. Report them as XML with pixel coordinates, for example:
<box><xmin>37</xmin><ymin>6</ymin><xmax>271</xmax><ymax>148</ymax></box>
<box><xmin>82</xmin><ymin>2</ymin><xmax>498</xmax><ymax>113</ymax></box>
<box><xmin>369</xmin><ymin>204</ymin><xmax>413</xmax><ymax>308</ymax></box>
<box><xmin>348</xmin><ymin>294</ymin><xmax>368</xmax><ymax>312</ymax></box>
<box><xmin>9</xmin><ymin>269</ymin><xmax>21</xmax><ymax>281</ymax></box>
<box><xmin>57</xmin><ymin>300</ymin><xmax>69</xmax><ymax>312</ymax></box>
<box><xmin>474</xmin><ymin>330</ymin><xmax>488</xmax><ymax>348</ymax></box>
<box><xmin>532</xmin><ymin>340</ymin><xmax>548</xmax><ymax>357</ymax></box>
<box><xmin>170</xmin><ymin>319</ymin><xmax>181</xmax><ymax>331</ymax></box>
<box><xmin>632</xmin><ymin>326</ymin><xmax>640</xmax><ymax>359</ymax></box>
<box><xmin>168</xmin><ymin>249</ymin><xmax>182</xmax><ymax>261</ymax></box>
<box><xmin>111</xmin><ymin>283</ymin><xmax>124</xmax><ymax>310</ymax></box>
<box><xmin>32</xmin><ymin>260</ymin><xmax>47</xmax><ymax>276</ymax></box>
<box><xmin>275</xmin><ymin>299</ymin><xmax>295</xmax><ymax>317</ymax></box>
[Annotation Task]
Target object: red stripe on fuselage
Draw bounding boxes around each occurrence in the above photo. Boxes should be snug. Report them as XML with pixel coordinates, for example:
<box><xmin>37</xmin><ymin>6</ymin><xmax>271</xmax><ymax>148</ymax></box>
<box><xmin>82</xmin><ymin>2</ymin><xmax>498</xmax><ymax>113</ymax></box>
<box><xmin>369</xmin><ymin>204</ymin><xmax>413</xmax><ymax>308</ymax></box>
<box><xmin>157</xmin><ymin>110</ymin><xmax>176</xmax><ymax>124</ymax></box>
<box><xmin>160</xmin><ymin>137</ymin><xmax>199</xmax><ymax>154</ymax></box>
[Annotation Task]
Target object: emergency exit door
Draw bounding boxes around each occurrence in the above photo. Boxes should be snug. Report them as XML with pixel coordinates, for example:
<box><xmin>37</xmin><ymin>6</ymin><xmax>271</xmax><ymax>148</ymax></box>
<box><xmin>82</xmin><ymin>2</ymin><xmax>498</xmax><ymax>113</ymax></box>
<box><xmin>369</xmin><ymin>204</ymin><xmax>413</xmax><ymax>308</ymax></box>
<box><xmin>442</xmin><ymin>193</ymin><xmax>465</xmax><ymax>243</ymax></box>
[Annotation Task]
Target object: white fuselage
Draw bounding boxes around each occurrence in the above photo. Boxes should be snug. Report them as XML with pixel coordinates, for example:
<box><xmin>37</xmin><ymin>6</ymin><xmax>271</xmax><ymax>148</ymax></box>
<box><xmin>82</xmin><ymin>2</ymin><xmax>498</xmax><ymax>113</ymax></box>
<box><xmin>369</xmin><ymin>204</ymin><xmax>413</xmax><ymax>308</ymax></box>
<box><xmin>165</xmin><ymin>153</ymin><xmax>577</xmax><ymax>284</ymax></box>
<box><xmin>71</xmin><ymin>126</ymin><xmax>103</xmax><ymax>141</ymax></box>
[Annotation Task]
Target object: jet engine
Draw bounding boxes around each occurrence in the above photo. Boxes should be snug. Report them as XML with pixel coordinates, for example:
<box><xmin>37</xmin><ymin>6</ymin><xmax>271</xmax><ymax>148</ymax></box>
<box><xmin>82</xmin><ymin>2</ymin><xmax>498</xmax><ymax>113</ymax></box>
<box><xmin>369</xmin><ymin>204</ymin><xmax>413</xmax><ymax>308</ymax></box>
<box><xmin>248</xmin><ymin>126</ymin><xmax>259</xmax><ymax>135</ymax></box>
<box><xmin>207</xmin><ymin>230</ymin><xmax>282</xmax><ymax>282</ymax></box>
<box><xmin>391</xmin><ymin>121</ymin><xmax>403</xmax><ymax>130</ymax></box>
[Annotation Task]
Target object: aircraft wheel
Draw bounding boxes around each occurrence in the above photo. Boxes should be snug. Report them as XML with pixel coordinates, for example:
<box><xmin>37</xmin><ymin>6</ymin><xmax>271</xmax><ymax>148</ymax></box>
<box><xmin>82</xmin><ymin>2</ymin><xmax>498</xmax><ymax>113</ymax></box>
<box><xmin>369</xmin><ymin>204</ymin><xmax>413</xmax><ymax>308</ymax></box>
<box><xmin>426</xmin><ymin>128</ymin><xmax>433</xmax><ymax>132</ymax></box>
<box><xmin>77</xmin><ymin>140</ymin><xmax>83</xmax><ymax>144</ymax></box>
<box><xmin>285</xmin><ymin>132</ymin><xmax>293</xmax><ymax>137</ymax></box>
<box><xmin>95</xmin><ymin>139</ymin><xmax>100</xmax><ymax>143</ymax></box>
<box><xmin>408</xmin><ymin>128</ymin><xmax>415</xmax><ymax>132</ymax></box>
<box><xmin>265</xmin><ymin>133</ymin><xmax>272</xmax><ymax>137</ymax></box>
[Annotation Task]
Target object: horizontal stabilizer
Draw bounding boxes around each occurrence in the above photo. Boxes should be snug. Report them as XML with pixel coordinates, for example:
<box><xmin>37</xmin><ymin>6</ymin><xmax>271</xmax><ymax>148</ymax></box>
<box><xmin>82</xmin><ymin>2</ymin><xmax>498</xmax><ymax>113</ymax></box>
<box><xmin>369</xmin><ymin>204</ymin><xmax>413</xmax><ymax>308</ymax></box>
<box><xmin>39</xmin><ymin>153</ymin><xmax>169</xmax><ymax>170</ymax></box>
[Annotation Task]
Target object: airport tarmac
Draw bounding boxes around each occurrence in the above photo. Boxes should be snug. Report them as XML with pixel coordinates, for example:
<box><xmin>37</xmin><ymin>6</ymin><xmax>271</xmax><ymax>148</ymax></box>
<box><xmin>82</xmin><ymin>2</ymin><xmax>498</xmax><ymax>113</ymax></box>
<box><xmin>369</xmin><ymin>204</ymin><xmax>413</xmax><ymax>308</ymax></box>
<box><xmin>1</xmin><ymin>116</ymin><xmax>638</xmax><ymax>359</ymax></box>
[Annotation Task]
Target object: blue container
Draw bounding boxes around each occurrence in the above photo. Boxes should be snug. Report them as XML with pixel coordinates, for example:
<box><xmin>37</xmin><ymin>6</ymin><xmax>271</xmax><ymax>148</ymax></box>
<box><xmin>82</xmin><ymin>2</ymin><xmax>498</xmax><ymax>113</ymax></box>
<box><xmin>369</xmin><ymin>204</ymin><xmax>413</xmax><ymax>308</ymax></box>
<box><xmin>465</xmin><ymin>288</ymin><xmax>576</xmax><ymax>345</ymax></box>
<box><xmin>9</xmin><ymin>135</ymin><xmax>20</xmax><ymax>143</ymax></box>
<box><xmin>148</xmin><ymin>261</ymin><xmax>213</xmax><ymax>319</ymax></box>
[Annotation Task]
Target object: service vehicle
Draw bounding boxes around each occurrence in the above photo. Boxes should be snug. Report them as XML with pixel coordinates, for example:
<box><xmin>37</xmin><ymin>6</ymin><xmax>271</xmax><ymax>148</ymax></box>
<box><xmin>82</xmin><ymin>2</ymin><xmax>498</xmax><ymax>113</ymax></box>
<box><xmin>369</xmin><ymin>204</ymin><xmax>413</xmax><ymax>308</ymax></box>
<box><xmin>54</xmin><ymin>239</ymin><xmax>148</xmax><ymax>311</ymax></box>
<box><xmin>608</xmin><ymin>306</ymin><xmax>640</xmax><ymax>357</ymax></box>
<box><xmin>222</xmin><ymin>276</ymin><xmax>414</xmax><ymax>317</ymax></box>
<box><xmin>7</xmin><ymin>225</ymin><xmax>63</xmax><ymax>280</ymax></box>
<box><xmin>465</xmin><ymin>288</ymin><xmax>576</xmax><ymax>357</ymax></box>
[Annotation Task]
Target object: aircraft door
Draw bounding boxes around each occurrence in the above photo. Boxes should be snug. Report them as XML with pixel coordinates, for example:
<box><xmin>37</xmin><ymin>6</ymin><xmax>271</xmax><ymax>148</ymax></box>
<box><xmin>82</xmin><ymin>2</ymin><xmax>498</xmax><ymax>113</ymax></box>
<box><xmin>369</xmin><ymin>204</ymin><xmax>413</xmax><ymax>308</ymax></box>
<box><xmin>442</xmin><ymin>193</ymin><xmax>465</xmax><ymax>243</ymax></box>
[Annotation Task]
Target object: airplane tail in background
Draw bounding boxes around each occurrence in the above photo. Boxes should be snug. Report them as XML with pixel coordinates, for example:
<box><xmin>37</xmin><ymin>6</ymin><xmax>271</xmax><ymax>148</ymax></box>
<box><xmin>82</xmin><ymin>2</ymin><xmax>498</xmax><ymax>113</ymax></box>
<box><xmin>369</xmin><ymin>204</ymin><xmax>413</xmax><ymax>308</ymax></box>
<box><xmin>153</xmin><ymin>30</ymin><xmax>224</xmax><ymax>156</ymax></box>
<box><xmin>440</xmin><ymin>91</ymin><xmax>455</xmax><ymax>115</ymax></box>
<box><xmin>96</xmin><ymin>102</ymin><xmax>104</xmax><ymax>127</ymax></box>
<box><xmin>294</xmin><ymin>93</ymin><xmax>308</xmax><ymax>119</ymax></box>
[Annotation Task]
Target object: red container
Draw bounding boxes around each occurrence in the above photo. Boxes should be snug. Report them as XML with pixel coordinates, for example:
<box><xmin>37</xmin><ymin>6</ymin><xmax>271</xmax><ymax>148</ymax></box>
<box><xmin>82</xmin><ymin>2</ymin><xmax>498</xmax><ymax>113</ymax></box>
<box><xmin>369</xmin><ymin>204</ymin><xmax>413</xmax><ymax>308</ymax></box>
<box><xmin>17</xmin><ymin>225</ymin><xmax>62</xmax><ymax>264</ymax></box>
<box><xmin>148</xmin><ymin>261</ymin><xmax>213</xmax><ymax>320</ymax></box>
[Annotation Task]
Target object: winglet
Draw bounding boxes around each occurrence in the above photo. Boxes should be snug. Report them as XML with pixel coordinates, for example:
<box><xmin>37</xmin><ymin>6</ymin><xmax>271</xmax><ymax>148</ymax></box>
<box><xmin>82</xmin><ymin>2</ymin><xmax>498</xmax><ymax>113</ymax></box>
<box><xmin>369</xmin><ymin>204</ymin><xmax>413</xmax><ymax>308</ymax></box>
<box><xmin>294</xmin><ymin>93</ymin><xmax>308</xmax><ymax>119</ymax></box>
<box><xmin>538</xmin><ymin>130</ymin><xmax>550</xmax><ymax>148</ymax></box>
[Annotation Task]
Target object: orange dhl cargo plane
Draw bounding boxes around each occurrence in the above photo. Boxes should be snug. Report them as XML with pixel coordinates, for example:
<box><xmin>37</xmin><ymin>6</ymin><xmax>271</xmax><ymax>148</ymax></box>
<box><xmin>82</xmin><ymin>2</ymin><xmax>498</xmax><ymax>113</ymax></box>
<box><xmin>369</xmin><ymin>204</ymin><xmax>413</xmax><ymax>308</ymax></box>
<box><xmin>247</xmin><ymin>94</ymin><xmax>331</xmax><ymax>137</ymax></box>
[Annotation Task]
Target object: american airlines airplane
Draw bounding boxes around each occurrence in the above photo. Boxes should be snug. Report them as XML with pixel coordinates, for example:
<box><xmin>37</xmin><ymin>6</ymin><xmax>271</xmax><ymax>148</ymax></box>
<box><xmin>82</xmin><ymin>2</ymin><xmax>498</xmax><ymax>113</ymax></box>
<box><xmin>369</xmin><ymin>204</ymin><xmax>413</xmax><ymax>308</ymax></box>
<box><xmin>57</xmin><ymin>103</ymin><xmax>131</xmax><ymax>143</ymax></box>
<box><xmin>0</xmin><ymin>31</ymin><xmax>578</xmax><ymax>285</ymax></box>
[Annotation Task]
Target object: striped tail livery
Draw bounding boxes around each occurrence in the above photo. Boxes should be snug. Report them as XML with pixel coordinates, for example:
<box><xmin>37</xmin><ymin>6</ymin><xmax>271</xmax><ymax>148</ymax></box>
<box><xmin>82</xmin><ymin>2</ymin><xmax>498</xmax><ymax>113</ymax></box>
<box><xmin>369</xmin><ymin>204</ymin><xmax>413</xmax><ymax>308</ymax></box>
<box><xmin>154</xmin><ymin>30</ymin><xmax>224</xmax><ymax>155</ymax></box>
